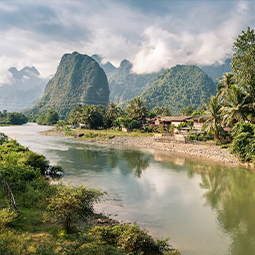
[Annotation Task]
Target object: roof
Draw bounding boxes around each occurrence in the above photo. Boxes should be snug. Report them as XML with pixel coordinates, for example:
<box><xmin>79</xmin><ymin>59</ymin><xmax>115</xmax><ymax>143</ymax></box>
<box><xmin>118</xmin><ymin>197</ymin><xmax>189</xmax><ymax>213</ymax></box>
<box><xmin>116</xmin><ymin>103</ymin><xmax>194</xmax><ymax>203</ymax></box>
<box><xmin>158</xmin><ymin>116</ymin><xmax>192</xmax><ymax>122</ymax></box>
<box><xmin>188</xmin><ymin>115</ymin><xmax>207</xmax><ymax>121</ymax></box>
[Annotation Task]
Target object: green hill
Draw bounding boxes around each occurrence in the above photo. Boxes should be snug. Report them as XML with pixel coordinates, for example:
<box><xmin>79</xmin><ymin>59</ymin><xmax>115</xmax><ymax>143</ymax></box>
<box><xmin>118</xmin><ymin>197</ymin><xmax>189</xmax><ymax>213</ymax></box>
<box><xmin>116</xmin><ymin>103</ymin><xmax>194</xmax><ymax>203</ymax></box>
<box><xmin>28</xmin><ymin>52</ymin><xmax>109</xmax><ymax>118</ymax></box>
<box><xmin>140</xmin><ymin>65</ymin><xmax>216</xmax><ymax>115</ymax></box>
<box><xmin>108</xmin><ymin>59</ymin><xmax>160</xmax><ymax>104</ymax></box>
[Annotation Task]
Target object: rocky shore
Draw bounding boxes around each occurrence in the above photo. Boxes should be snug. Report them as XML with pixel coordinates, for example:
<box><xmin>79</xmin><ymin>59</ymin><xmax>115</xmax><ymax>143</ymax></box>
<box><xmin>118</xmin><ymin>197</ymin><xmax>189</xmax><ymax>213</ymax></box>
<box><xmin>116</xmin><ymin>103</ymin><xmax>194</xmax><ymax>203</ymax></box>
<box><xmin>98</xmin><ymin>136</ymin><xmax>239</xmax><ymax>164</ymax></box>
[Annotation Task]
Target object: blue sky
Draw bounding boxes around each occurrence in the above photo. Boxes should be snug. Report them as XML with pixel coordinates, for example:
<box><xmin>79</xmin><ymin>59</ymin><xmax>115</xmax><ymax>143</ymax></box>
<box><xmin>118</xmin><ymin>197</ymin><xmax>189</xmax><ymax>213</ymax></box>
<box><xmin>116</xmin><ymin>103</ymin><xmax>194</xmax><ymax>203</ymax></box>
<box><xmin>0</xmin><ymin>0</ymin><xmax>255</xmax><ymax>84</ymax></box>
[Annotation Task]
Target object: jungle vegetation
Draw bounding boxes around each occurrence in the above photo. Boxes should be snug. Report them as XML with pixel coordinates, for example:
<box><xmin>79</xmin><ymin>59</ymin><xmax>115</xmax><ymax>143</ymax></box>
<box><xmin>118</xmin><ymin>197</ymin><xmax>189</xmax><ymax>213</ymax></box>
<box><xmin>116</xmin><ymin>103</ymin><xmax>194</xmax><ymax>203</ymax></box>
<box><xmin>0</xmin><ymin>110</ymin><xmax>28</xmax><ymax>125</ymax></box>
<box><xmin>140</xmin><ymin>65</ymin><xmax>216</xmax><ymax>115</ymax></box>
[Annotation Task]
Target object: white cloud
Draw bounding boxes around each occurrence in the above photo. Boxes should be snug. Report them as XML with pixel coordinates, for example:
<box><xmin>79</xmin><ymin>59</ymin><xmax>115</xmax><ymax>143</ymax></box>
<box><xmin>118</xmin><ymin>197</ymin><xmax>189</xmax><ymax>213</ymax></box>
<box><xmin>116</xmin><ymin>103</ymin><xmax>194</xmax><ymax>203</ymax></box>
<box><xmin>0</xmin><ymin>0</ymin><xmax>255</xmax><ymax>79</ymax></box>
<box><xmin>0</xmin><ymin>56</ymin><xmax>14</xmax><ymax>86</ymax></box>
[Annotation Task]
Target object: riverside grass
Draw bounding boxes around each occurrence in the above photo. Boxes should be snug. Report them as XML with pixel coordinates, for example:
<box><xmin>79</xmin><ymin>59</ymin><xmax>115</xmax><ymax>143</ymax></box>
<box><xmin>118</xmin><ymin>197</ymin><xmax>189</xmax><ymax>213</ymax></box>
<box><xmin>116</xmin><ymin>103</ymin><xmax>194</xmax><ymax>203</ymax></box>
<box><xmin>41</xmin><ymin>127</ymin><xmax>154</xmax><ymax>141</ymax></box>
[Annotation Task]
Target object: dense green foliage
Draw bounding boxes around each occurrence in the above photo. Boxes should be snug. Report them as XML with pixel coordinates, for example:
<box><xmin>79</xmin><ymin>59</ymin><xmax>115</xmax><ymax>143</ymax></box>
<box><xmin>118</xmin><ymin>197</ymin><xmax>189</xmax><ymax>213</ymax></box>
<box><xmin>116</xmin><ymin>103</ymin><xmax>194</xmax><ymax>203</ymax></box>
<box><xmin>37</xmin><ymin>109</ymin><xmax>59</xmax><ymax>125</ymax></box>
<box><xmin>0</xmin><ymin>110</ymin><xmax>28</xmax><ymax>125</ymax></box>
<box><xmin>180</xmin><ymin>105</ymin><xmax>195</xmax><ymax>116</ymax></box>
<box><xmin>152</xmin><ymin>106</ymin><xmax>171</xmax><ymax>116</ymax></box>
<box><xmin>231</xmin><ymin>27</ymin><xmax>255</xmax><ymax>92</ymax></box>
<box><xmin>44</xmin><ymin>183</ymin><xmax>104</xmax><ymax>233</ymax></box>
<box><xmin>68</xmin><ymin>104</ymin><xmax>106</xmax><ymax>129</ymax></box>
<box><xmin>91</xmin><ymin>224</ymin><xmax>178</xmax><ymax>255</ymax></box>
<box><xmin>28</xmin><ymin>52</ymin><xmax>109</xmax><ymax>119</ymax></box>
<box><xmin>229</xmin><ymin>122</ymin><xmax>255</xmax><ymax>162</ymax></box>
<box><xmin>202</xmin><ymin>96</ymin><xmax>223</xmax><ymax>141</ymax></box>
<box><xmin>140</xmin><ymin>65</ymin><xmax>216</xmax><ymax>115</ymax></box>
<box><xmin>108</xmin><ymin>59</ymin><xmax>160</xmax><ymax>104</ymax></box>
<box><xmin>126</xmin><ymin>96</ymin><xmax>149</xmax><ymax>120</ymax></box>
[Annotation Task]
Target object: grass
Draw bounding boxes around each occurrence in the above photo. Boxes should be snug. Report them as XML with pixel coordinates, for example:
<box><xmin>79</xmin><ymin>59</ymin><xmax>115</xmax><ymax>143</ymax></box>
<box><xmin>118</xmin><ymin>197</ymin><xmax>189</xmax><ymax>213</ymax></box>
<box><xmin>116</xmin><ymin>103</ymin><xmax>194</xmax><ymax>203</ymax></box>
<box><xmin>75</xmin><ymin>128</ymin><xmax>154</xmax><ymax>137</ymax></box>
<box><xmin>44</xmin><ymin>127</ymin><xmax>154</xmax><ymax>142</ymax></box>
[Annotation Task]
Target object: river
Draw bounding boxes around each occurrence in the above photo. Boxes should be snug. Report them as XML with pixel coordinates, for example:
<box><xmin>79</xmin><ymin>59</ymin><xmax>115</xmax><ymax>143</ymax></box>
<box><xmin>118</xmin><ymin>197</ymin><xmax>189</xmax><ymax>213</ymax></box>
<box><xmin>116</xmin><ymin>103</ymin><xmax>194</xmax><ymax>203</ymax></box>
<box><xmin>1</xmin><ymin>123</ymin><xmax>254</xmax><ymax>255</ymax></box>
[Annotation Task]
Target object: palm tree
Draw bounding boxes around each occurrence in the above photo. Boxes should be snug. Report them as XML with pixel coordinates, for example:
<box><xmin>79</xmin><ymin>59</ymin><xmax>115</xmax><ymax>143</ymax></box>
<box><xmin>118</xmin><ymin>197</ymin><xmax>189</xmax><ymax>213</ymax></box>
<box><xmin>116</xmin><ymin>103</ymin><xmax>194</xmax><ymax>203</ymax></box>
<box><xmin>105</xmin><ymin>101</ymin><xmax>123</xmax><ymax>126</ymax></box>
<box><xmin>221</xmin><ymin>85</ymin><xmax>249</xmax><ymax>126</ymax></box>
<box><xmin>81</xmin><ymin>105</ymin><xmax>97</xmax><ymax>129</ymax></box>
<box><xmin>202</xmin><ymin>95</ymin><xmax>223</xmax><ymax>141</ymax></box>
<box><xmin>126</xmin><ymin>97</ymin><xmax>149</xmax><ymax>120</ymax></box>
<box><xmin>217</xmin><ymin>73</ymin><xmax>235</xmax><ymax>102</ymax></box>
<box><xmin>68</xmin><ymin>104</ymin><xmax>84</xmax><ymax>125</ymax></box>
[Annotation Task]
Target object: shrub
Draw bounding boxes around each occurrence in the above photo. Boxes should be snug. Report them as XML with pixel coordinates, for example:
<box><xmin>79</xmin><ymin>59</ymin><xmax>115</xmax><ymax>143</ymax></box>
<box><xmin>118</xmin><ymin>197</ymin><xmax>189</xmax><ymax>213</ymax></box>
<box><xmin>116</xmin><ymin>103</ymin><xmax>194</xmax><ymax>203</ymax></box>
<box><xmin>91</xmin><ymin>223</ymin><xmax>178</xmax><ymax>255</ymax></box>
<box><xmin>229</xmin><ymin>132</ymin><xmax>255</xmax><ymax>162</ymax></box>
<box><xmin>63</xmin><ymin>125</ymin><xmax>71</xmax><ymax>131</ymax></box>
<box><xmin>0</xmin><ymin>133</ymin><xmax>8</xmax><ymax>145</ymax></box>
<box><xmin>229</xmin><ymin>122</ymin><xmax>255</xmax><ymax>162</ymax></box>
<box><xmin>128</xmin><ymin>120</ymin><xmax>142</xmax><ymax>130</ymax></box>
<box><xmin>0</xmin><ymin>208</ymin><xmax>17</xmax><ymax>229</ymax></box>
<box><xmin>65</xmin><ymin>131</ymin><xmax>75</xmax><ymax>137</ymax></box>
<box><xmin>154</xmin><ymin>126</ymin><xmax>167</xmax><ymax>134</ymax></box>
<box><xmin>44</xmin><ymin>183</ymin><xmax>105</xmax><ymax>233</ymax></box>
<box><xmin>85</xmin><ymin>132</ymin><xmax>98</xmax><ymax>138</ymax></box>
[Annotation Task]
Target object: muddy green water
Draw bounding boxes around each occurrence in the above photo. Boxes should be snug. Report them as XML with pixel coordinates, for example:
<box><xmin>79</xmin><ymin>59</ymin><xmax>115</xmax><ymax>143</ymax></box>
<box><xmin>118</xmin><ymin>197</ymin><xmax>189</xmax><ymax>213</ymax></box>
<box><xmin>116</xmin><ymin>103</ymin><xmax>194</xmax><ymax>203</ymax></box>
<box><xmin>1</xmin><ymin>123</ymin><xmax>254</xmax><ymax>255</ymax></box>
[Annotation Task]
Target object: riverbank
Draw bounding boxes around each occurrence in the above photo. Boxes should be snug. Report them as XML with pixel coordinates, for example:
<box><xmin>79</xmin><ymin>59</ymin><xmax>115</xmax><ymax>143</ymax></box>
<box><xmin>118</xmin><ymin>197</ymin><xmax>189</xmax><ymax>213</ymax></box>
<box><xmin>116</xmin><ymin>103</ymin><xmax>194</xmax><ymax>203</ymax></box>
<box><xmin>41</xmin><ymin>128</ymin><xmax>239</xmax><ymax>164</ymax></box>
<box><xmin>98</xmin><ymin>136</ymin><xmax>238</xmax><ymax>164</ymax></box>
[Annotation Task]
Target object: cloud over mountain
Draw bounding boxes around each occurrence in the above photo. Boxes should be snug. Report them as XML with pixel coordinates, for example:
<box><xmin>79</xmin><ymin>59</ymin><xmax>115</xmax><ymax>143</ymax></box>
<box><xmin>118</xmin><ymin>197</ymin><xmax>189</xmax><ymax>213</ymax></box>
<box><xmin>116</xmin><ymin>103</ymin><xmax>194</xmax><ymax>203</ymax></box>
<box><xmin>0</xmin><ymin>0</ymin><xmax>255</xmax><ymax>81</ymax></box>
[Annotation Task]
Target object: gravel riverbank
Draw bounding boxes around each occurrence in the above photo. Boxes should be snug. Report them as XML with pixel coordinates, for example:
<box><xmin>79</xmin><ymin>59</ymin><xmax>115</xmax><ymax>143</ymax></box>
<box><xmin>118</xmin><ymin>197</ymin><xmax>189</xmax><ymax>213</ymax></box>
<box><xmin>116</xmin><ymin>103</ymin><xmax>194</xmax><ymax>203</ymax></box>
<box><xmin>41</xmin><ymin>129</ymin><xmax>239</xmax><ymax>164</ymax></box>
<box><xmin>98</xmin><ymin>136</ymin><xmax>239</xmax><ymax>164</ymax></box>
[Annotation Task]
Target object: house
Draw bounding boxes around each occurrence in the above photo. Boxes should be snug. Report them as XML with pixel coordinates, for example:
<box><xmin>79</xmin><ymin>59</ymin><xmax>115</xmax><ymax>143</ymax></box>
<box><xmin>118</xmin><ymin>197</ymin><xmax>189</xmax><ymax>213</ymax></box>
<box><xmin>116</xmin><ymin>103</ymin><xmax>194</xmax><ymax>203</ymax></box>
<box><xmin>150</xmin><ymin>115</ymin><xmax>207</xmax><ymax>132</ymax></box>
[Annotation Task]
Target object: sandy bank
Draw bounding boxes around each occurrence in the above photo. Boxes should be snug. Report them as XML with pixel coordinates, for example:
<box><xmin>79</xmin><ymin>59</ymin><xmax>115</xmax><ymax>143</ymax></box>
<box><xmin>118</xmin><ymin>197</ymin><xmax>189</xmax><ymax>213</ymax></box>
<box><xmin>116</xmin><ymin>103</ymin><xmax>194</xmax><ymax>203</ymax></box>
<box><xmin>41</xmin><ymin>129</ymin><xmax>239</xmax><ymax>164</ymax></box>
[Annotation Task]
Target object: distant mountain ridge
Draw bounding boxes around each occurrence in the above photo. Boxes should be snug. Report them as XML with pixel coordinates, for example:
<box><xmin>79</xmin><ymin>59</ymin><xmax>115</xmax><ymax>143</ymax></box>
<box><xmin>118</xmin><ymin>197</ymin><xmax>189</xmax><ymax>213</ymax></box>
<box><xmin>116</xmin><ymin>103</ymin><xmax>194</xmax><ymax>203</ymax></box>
<box><xmin>28</xmin><ymin>52</ymin><xmax>109</xmax><ymax>118</ymax></box>
<box><xmin>0</xmin><ymin>66</ymin><xmax>48</xmax><ymax>112</ymax></box>
<box><xmin>107</xmin><ymin>59</ymin><xmax>160</xmax><ymax>104</ymax></box>
<box><xmin>140</xmin><ymin>65</ymin><xmax>217</xmax><ymax>115</ymax></box>
<box><xmin>91</xmin><ymin>54</ymin><xmax>116</xmax><ymax>75</ymax></box>
<box><xmin>199</xmin><ymin>58</ymin><xmax>232</xmax><ymax>83</ymax></box>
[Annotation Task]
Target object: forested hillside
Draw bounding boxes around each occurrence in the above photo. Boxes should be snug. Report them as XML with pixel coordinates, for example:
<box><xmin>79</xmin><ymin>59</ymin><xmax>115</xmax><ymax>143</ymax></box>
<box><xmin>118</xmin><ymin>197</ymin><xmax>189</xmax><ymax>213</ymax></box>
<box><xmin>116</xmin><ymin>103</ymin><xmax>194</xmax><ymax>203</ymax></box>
<box><xmin>141</xmin><ymin>65</ymin><xmax>216</xmax><ymax>115</ymax></box>
<box><xmin>108</xmin><ymin>59</ymin><xmax>160</xmax><ymax>104</ymax></box>
<box><xmin>28</xmin><ymin>52</ymin><xmax>109</xmax><ymax>118</ymax></box>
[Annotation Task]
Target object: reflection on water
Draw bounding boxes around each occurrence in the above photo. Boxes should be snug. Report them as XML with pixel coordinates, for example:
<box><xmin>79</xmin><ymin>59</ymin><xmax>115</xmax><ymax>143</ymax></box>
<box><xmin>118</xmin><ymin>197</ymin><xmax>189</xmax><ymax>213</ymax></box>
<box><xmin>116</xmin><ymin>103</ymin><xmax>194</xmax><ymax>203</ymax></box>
<box><xmin>1</xmin><ymin>123</ymin><xmax>255</xmax><ymax>255</ymax></box>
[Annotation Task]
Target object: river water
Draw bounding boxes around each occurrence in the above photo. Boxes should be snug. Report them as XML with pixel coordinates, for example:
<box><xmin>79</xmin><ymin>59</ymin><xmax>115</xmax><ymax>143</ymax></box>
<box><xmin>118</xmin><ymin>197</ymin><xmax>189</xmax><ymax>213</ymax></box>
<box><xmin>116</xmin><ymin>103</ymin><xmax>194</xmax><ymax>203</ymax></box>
<box><xmin>1</xmin><ymin>123</ymin><xmax>255</xmax><ymax>255</ymax></box>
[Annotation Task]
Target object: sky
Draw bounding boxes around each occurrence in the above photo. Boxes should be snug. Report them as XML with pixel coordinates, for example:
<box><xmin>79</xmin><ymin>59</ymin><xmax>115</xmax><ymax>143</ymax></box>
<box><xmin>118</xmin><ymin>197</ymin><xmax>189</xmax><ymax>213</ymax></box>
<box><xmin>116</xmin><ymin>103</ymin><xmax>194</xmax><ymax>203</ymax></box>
<box><xmin>0</xmin><ymin>0</ymin><xmax>255</xmax><ymax>85</ymax></box>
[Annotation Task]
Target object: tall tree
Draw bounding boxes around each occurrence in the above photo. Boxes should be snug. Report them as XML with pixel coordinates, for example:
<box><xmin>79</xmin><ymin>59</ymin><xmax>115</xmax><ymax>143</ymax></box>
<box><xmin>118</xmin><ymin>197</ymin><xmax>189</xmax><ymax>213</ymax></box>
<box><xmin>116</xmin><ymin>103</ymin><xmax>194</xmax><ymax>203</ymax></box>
<box><xmin>221</xmin><ymin>85</ymin><xmax>249</xmax><ymax>126</ymax></box>
<box><xmin>217</xmin><ymin>72</ymin><xmax>235</xmax><ymax>102</ymax></box>
<box><xmin>81</xmin><ymin>105</ymin><xmax>99</xmax><ymax>129</ymax></box>
<box><xmin>231</xmin><ymin>27</ymin><xmax>255</xmax><ymax>89</ymax></box>
<box><xmin>202</xmin><ymin>96</ymin><xmax>223</xmax><ymax>141</ymax></box>
<box><xmin>126</xmin><ymin>97</ymin><xmax>149</xmax><ymax>120</ymax></box>
<box><xmin>180</xmin><ymin>105</ymin><xmax>195</xmax><ymax>116</ymax></box>
<box><xmin>105</xmin><ymin>101</ymin><xmax>123</xmax><ymax>127</ymax></box>
<box><xmin>152</xmin><ymin>106</ymin><xmax>171</xmax><ymax>116</ymax></box>
<box><xmin>231</xmin><ymin>27</ymin><xmax>255</xmax><ymax>117</ymax></box>
<box><xmin>68</xmin><ymin>104</ymin><xmax>84</xmax><ymax>125</ymax></box>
